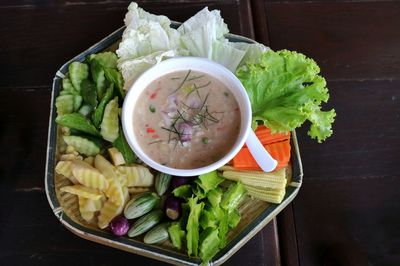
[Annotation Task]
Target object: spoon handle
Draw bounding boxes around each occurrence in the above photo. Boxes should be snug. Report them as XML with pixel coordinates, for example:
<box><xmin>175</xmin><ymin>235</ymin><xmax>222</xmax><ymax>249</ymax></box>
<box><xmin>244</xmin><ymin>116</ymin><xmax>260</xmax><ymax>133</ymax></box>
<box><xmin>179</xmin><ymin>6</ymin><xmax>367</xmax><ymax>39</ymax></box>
<box><xmin>245</xmin><ymin>129</ymin><xmax>277</xmax><ymax>172</ymax></box>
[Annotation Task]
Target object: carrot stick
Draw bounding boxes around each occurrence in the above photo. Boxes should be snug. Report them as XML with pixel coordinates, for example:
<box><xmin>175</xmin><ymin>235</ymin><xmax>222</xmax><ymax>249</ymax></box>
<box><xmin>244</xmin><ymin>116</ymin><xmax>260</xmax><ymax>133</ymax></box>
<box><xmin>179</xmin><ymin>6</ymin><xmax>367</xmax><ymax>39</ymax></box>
<box><xmin>233</xmin><ymin>139</ymin><xmax>291</xmax><ymax>171</ymax></box>
<box><xmin>254</xmin><ymin>125</ymin><xmax>290</xmax><ymax>145</ymax></box>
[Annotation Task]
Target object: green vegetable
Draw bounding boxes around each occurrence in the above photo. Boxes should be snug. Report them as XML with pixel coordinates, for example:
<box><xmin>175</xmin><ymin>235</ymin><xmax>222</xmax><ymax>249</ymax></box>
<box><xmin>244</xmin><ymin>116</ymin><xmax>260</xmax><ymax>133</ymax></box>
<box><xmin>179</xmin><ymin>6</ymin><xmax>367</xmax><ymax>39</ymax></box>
<box><xmin>236</xmin><ymin>49</ymin><xmax>336</xmax><ymax>142</ymax></box>
<box><xmin>56</xmin><ymin>95</ymin><xmax>74</xmax><ymax>115</ymax></box>
<box><xmin>104</xmin><ymin>68</ymin><xmax>124</xmax><ymax>98</ymax></box>
<box><xmin>92</xmin><ymin>84</ymin><xmax>114</xmax><ymax>128</ymax></box>
<box><xmin>199</xmin><ymin>228</ymin><xmax>221</xmax><ymax>264</ymax></box>
<box><xmin>172</xmin><ymin>185</ymin><xmax>192</xmax><ymax>199</ymax></box>
<box><xmin>124</xmin><ymin>192</ymin><xmax>160</xmax><ymax>219</ymax></box>
<box><xmin>89</xmin><ymin>52</ymin><xmax>118</xmax><ymax>99</ymax></box>
<box><xmin>80</xmin><ymin>79</ymin><xmax>98</xmax><ymax>109</ymax></box>
<box><xmin>56</xmin><ymin>113</ymin><xmax>100</xmax><ymax>136</ymax></box>
<box><xmin>155</xmin><ymin>173</ymin><xmax>171</xmax><ymax>196</ymax></box>
<box><xmin>127</xmin><ymin>209</ymin><xmax>163</xmax><ymax>237</ymax></box>
<box><xmin>220</xmin><ymin>182</ymin><xmax>246</xmax><ymax>212</ymax></box>
<box><xmin>168</xmin><ymin>222</ymin><xmax>186</xmax><ymax>250</ymax></box>
<box><xmin>149</xmin><ymin>105</ymin><xmax>156</xmax><ymax>113</ymax></box>
<box><xmin>90</xmin><ymin>59</ymin><xmax>107</xmax><ymax>98</ymax></box>
<box><xmin>199</xmin><ymin>208</ymin><xmax>217</xmax><ymax>230</ymax></box>
<box><xmin>206</xmin><ymin>188</ymin><xmax>222</xmax><ymax>208</ymax></box>
<box><xmin>78</xmin><ymin>104</ymin><xmax>92</xmax><ymax>117</ymax></box>
<box><xmin>63</xmin><ymin>135</ymin><xmax>100</xmax><ymax>156</ymax></box>
<box><xmin>186</xmin><ymin>197</ymin><xmax>204</xmax><ymax>257</ymax></box>
<box><xmin>144</xmin><ymin>222</ymin><xmax>170</xmax><ymax>244</ymax></box>
<box><xmin>100</xmin><ymin>97</ymin><xmax>119</xmax><ymax>142</ymax></box>
<box><xmin>73</xmin><ymin>95</ymin><xmax>83</xmax><ymax>111</ymax></box>
<box><xmin>228</xmin><ymin>209</ymin><xmax>241</xmax><ymax>228</ymax></box>
<box><xmin>201</xmin><ymin>137</ymin><xmax>209</xmax><ymax>144</ymax></box>
<box><xmin>62</xmin><ymin>78</ymin><xmax>78</xmax><ymax>94</ymax></box>
<box><xmin>217</xmin><ymin>208</ymin><xmax>229</xmax><ymax>248</ymax></box>
<box><xmin>195</xmin><ymin>171</ymin><xmax>224</xmax><ymax>194</ymax></box>
<box><xmin>192</xmin><ymin>184</ymin><xmax>206</xmax><ymax>200</ymax></box>
<box><xmin>68</xmin><ymin>62</ymin><xmax>89</xmax><ymax>92</ymax></box>
<box><xmin>89</xmin><ymin>52</ymin><xmax>118</xmax><ymax>69</ymax></box>
<box><xmin>112</xmin><ymin>127</ymin><xmax>136</xmax><ymax>164</ymax></box>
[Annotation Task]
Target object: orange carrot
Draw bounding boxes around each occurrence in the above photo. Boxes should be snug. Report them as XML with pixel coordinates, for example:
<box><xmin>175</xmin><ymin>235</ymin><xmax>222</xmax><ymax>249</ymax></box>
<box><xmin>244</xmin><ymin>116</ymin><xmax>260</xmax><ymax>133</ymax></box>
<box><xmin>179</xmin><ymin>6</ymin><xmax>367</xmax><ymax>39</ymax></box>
<box><xmin>233</xmin><ymin>139</ymin><xmax>291</xmax><ymax>171</ymax></box>
<box><xmin>254</xmin><ymin>125</ymin><xmax>290</xmax><ymax>145</ymax></box>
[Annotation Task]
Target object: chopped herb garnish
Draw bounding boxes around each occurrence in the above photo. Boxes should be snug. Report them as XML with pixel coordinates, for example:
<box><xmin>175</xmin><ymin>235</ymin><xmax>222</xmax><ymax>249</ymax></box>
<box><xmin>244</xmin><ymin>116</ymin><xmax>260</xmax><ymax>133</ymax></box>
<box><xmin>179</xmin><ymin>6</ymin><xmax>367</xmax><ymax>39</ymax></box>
<box><xmin>148</xmin><ymin>139</ymin><xmax>163</xmax><ymax>145</ymax></box>
<box><xmin>171</xmin><ymin>70</ymin><xmax>191</xmax><ymax>94</ymax></box>
<box><xmin>149</xmin><ymin>105</ymin><xmax>156</xmax><ymax>113</ymax></box>
<box><xmin>202</xmin><ymin>137</ymin><xmax>209</xmax><ymax>144</ymax></box>
<box><xmin>224</xmin><ymin>91</ymin><xmax>229</xmax><ymax>97</ymax></box>
<box><xmin>187</xmin><ymin>75</ymin><xmax>205</xmax><ymax>81</ymax></box>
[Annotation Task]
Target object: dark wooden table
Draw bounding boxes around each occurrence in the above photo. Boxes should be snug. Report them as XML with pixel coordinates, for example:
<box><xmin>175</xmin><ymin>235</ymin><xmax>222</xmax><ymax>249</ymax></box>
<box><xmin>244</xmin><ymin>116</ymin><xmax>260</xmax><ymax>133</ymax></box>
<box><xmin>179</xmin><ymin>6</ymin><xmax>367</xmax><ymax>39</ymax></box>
<box><xmin>1</xmin><ymin>1</ymin><xmax>399</xmax><ymax>265</ymax></box>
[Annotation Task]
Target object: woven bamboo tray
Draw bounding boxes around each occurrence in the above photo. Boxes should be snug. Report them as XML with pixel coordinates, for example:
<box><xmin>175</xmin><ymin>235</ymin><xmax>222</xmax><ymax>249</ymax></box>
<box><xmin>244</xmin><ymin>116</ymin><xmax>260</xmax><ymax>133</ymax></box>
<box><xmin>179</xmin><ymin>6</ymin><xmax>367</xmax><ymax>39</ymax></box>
<box><xmin>45</xmin><ymin>23</ymin><xmax>303</xmax><ymax>266</ymax></box>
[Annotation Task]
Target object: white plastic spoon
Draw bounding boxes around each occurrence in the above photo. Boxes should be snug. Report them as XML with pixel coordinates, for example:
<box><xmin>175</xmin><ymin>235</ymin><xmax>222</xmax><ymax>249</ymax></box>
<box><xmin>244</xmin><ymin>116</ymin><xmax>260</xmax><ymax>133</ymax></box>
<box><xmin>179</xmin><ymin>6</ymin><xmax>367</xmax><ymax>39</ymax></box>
<box><xmin>245</xmin><ymin>129</ymin><xmax>277</xmax><ymax>172</ymax></box>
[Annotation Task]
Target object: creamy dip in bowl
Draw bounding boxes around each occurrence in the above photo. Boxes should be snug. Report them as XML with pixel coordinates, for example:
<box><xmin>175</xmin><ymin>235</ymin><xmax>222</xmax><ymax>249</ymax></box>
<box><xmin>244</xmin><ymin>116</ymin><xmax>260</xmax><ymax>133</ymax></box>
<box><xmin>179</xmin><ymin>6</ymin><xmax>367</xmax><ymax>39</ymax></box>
<box><xmin>122</xmin><ymin>57</ymin><xmax>252</xmax><ymax>176</ymax></box>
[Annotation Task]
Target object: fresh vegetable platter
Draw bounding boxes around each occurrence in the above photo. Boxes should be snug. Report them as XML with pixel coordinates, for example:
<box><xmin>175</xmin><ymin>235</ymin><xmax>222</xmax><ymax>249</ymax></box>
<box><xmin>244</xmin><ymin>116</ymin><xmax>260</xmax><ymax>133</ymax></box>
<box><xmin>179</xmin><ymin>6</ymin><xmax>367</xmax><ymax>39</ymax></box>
<box><xmin>46</xmin><ymin>3</ymin><xmax>334</xmax><ymax>265</ymax></box>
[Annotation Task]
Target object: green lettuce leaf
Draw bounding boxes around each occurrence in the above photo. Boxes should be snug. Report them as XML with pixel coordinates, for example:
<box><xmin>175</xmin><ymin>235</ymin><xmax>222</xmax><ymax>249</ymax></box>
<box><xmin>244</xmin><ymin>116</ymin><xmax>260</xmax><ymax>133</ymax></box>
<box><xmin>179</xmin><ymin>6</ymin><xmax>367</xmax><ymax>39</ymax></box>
<box><xmin>220</xmin><ymin>182</ymin><xmax>246</xmax><ymax>212</ymax></box>
<box><xmin>236</xmin><ymin>49</ymin><xmax>336</xmax><ymax>142</ymax></box>
<box><xmin>199</xmin><ymin>228</ymin><xmax>220</xmax><ymax>264</ymax></box>
<box><xmin>206</xmin><ymin>187</ymin><xmax>222</xmax><ymax>208</ymax></box>
<box><xmin>195</xmin><ymin>171</ymin><xmax>224</xmax><ymax>194</ymax></box>
<box><xmin>186</xmin><ymin>197</ymin><xmax>204</xmax><ymax>257</ymax></box>
<box><xmin>228</xmin><ymin>209</ymin><xmax>241</xmax><ymax>228</ymax></box>
<box><xmin>173</xmin><ymin>184</ymin><xmax>193</xmax><ymax>199</ymax></box>
<box><xmin>168</xmin><ymin>222</ymin><xmax>186</xmax><ymax>250</ymax></box>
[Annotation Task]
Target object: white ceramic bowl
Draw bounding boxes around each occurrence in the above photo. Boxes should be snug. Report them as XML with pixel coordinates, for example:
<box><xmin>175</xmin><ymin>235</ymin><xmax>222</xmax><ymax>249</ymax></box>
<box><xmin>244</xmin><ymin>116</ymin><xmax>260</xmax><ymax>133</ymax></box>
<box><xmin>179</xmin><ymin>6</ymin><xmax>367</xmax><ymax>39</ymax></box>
<box><xmin>121</xmin><ymin>57</ymin><xmax>252</xmax><ymax>176</ymax></box>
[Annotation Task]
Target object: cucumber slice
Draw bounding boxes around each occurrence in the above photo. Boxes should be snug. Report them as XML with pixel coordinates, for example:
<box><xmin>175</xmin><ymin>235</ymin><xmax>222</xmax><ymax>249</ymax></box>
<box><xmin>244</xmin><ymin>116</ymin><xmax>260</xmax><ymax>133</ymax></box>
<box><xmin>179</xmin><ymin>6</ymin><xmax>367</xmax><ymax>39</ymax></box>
<box><xmin>100</xmin><ymin>97</ymin><xmax>119</xmax><ymax>142</ymax></box>
<box><xmin>63</xmin><ymin>135</ymin><xmax>100</xmax><ymax>156</ymax></box>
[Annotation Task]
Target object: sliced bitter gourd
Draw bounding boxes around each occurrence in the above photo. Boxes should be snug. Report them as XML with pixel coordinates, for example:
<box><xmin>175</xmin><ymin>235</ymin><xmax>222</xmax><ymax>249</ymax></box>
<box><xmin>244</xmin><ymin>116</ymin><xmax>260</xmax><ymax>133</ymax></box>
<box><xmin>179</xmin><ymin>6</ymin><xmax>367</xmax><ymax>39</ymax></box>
<box><xmin>62</xmin><ymin>77</ymin><xmax>77</xmax><ymax>94</ymax></box>
<box><xmin>69</xmin><ymin>62</ymin><xmax>89</xmax><ymax>92</ymax></box>
<box><xmin>78</xmin><ymin>104</ymin><xmax>92</xmax><ymax>117</ymax></box>
<box><xmin>56</xmin><ymin>95</ymin><xmax>74</xmax><ymax>115</ymax></box>
<box><xmin>63</xmin><ymin>135</ymin><xmax>100</xmax><ymax>156</ymax></box>
<box><xmin>73</xmin><ymin>95</ymin><xmax>83</xmax><ymax>111</ymax></box>
<box><xmin>92</xmin><ymin>84</ymin><xmax>114</xmax><ymax>128</ymax></box>
<box><xmin>100</xmin><ymin>97</ymin><xmax>119</xmax><ymax>142</ymax></box>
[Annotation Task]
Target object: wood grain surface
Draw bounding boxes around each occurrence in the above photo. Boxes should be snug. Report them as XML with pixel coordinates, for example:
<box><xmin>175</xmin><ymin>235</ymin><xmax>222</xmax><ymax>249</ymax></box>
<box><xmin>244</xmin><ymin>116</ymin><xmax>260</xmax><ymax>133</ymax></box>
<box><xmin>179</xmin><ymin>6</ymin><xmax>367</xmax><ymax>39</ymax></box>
<box><xmin>253</xmin><ymin>1</ymin><xmax>400</xmax><ymax>265</ymax></box>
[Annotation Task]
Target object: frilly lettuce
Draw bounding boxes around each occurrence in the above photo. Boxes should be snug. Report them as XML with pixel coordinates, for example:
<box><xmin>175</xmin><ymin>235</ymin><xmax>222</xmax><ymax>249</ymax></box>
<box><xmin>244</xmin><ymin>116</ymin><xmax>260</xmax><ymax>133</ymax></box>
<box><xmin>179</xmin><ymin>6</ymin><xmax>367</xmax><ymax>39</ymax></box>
<box><xmin>236</xmin><ymin>49</ymin><xmax>336</xmax><ymax>142</ymax></box>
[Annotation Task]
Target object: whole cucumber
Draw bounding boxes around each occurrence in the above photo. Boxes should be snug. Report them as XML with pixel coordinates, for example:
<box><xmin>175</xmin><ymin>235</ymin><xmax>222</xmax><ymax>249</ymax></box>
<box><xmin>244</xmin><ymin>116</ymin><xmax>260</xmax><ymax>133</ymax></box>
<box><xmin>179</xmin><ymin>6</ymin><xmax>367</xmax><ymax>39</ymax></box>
<box><xmin>155</xmin><ymin>173</ymin><xmax>172</xmax><ymax>196</ymax></box>
<box><xmin>124</xmin><ymin>192</ymin><xmax>160</xmax><ymax>219</ymax></box>
<box><xmin>143</xmin><ymin>222</ymin><xmax>170</xmax><ymax>244</ymax></box>
<box><xmin>127</xmin><ymin>209</ymin><xmax>163</xmax><ymax>237</ymax></box>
